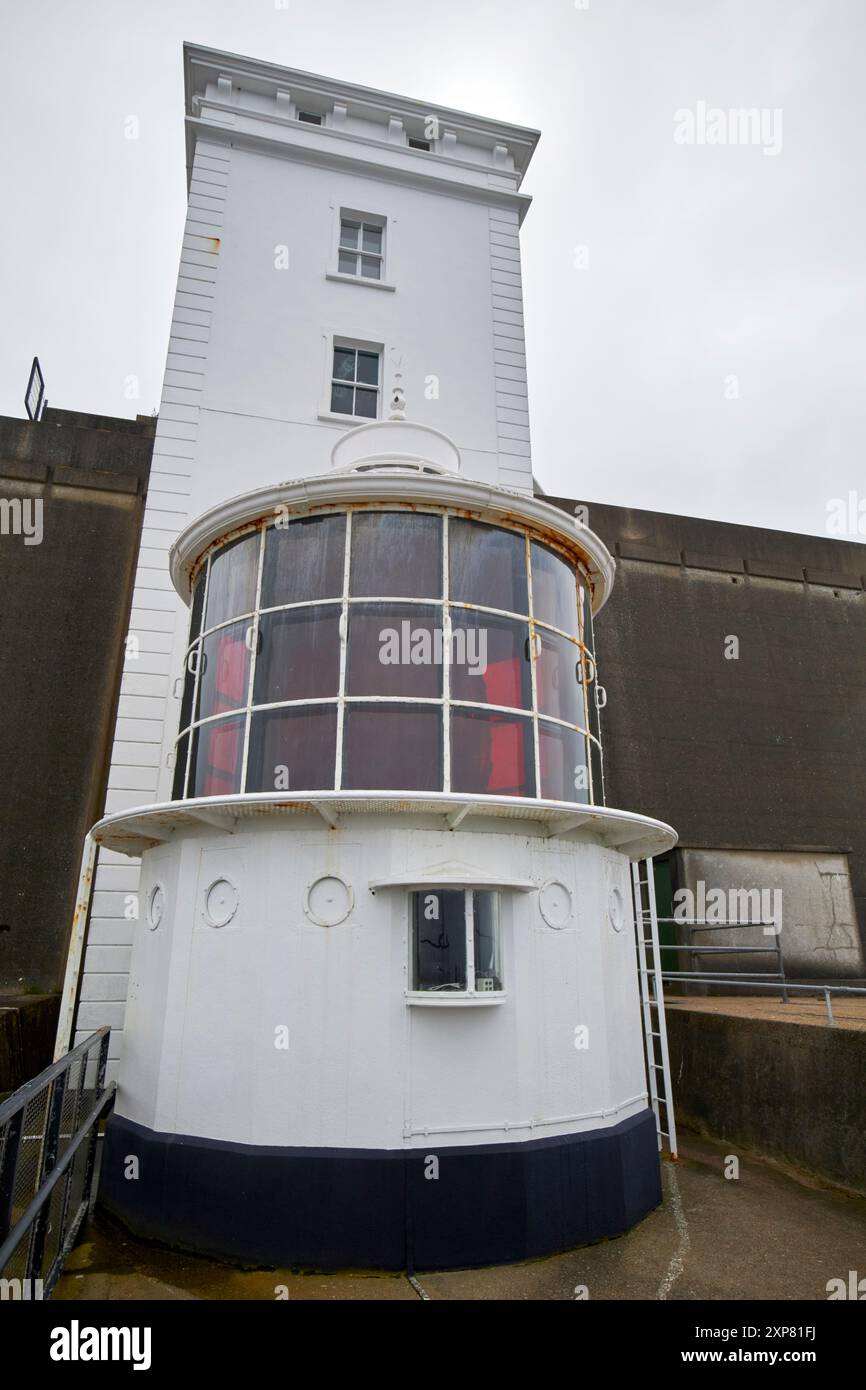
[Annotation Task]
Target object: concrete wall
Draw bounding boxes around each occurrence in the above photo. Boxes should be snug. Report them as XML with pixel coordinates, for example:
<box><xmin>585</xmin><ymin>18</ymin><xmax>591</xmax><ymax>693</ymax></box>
<box><xmin>545</xmin><ymin>497</ymin><xmax>866</xmax><ymax>963</ymax></box>
<box><xmin>666</xmin><ymin>1008</ymin><xmax>866</xmax><ymax>1193</ymax></box>
<box><xmin>677</xmin><ymin>847</ymin><xmax>862</xmax><ymax>979</ymax></box>
<box><xmin>0</xmin><ymin>411</ymin><xmax>153</xmax><ymax>1009</ymax></box>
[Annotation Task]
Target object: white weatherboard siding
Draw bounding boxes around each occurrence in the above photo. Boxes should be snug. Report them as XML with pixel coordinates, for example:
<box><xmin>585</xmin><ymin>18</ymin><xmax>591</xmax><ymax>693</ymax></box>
<box><xmin>74</xmin><ymin>139</ymin><xmax>229</xmax><ymax>1072</ymax></box>
<box><xmin>73</xmin><ymin>60</ymin><xmax>538</xmax><ymax>1072</ymax></box>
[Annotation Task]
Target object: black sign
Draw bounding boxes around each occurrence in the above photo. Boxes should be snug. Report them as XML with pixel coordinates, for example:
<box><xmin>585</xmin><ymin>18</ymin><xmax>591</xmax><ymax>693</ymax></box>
<box><xmin>25</xmin><ymin>357</ymin><xmax>45</xmax><ymax>421</ymax></box>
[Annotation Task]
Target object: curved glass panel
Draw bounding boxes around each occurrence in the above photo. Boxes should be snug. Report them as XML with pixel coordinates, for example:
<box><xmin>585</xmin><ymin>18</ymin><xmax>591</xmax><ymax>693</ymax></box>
<box><xmin>255</xmin><ymin>605</ymin><xmax>340</xmax><ymax>705</ymax></box>
<box><xmin>449</xmin><ymin>518</ymin><xmax>527</xmax><ymax>614</ymax></box>
<box><xmin>450</xmin><ymin>708</ymin><xmax>535</xmax><ymax>798</ymax></box>
<box><xmin>531</xmin><ymin>541</ymin><xmax>579</xmax><ymax>636</ymax></box>
<box><xmin>581</xmin><ymin>581</ymin><xmax>595</xmax><ymax>654</ymax></box>
<box><xmin>178</xmin><ymin>646</ymin><xmax>198</xmax><ymax>733</ymax></box>
<box><xmin>246</xmin><ymin>705</ymin><xmax>337</xmax><ymax>793</ymax></box>
<box><xmin>196</xmin><ymin>622</ymin><xmax>251</xmax><ymax>723</ymax></box>
<box><xmin>189</xmin><ymin>569</ymin><xmax>206</xmax><ymax>643</ymax></box>
<box><xmin>189</xmin><ymin>715</ymin><xmax>245</xmax><ymax>799</ymax></box>
<box><xmin>583</xmin><ymin>649</ymin><xmax>602</xmax><ymax>746</ymax></box>
<box><xmin>589</xmin><ymin>736</ymin><xmax>605</xmax><ymax>806</ymax></box>
<box><xmin>536</xmin><ymin>629</ymin><xmax>585</xmax><ymax>727</ymax></box>
<box><xmin>538</xmin><ymin>721</ymin><xmax>590</xmax><ymax>804</ymax></box>
<box><xmin>347</xmin><ymin>603</ymin><xmax>442</xmax><ymax>699</ymax></box>
<box><xmin>171</xmin><ymin>734</ymin><xmax>189</xmax><ymax>800</ymax></box>
<box><xmin>350</xmin><ymin>511</ymin><xmax>441</xmax><ymax>598</ymax></box>
<box><xmin>261</xmin><ymin>514</ymin><xmax>345</xmax><ymax>608</ymax></box>
<box><xmin>449</xmin><ymin>610</ymin><xmax>530</xmax><ymax>711</ymax></box>
<box><xmin>204</xmin><ymin>532</ymin><xmax>259</xmax><ymax>631</ymax></box>
<box><xmin>342</xmin><ymin>704</ymin><xmax>442</xmax><ymax>790</ymax></box>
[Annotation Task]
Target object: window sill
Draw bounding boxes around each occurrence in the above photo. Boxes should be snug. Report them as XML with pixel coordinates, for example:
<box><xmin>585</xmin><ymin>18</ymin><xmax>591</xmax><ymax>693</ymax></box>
<box><xmin>405</xmin><ymin>992</ymin><xmax>507</xmax><ymax>1008</ymax></box>
<box><xmin>326</xmin><ymin>271</ymin><xmax>396</xmax><ymax>292</ymax></box>
<box><xmin>317</xmin><ymin>410</ymin><xmax>380</xmax><ymax>426</ymax></box>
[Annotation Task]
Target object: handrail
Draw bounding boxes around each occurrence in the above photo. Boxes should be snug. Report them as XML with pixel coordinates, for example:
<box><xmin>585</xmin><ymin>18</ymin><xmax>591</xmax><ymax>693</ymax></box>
<box><xmin>0</xmin><ymin>1025</ymin><xmax>110</xmax><ymax>1128</ymax></box>
<box><xmin>651</xmin><ymin>913</ymin><xmax>788</xmax><ymax>1003</ymax></box>
<box><xmin>0</xmin><ymin>1027</ymin><xmax>115</xmax><ymax>1299</ymax></box>
<box><xmin>661</xmin><ymin>974</ymin><xmax>866</xmax><ymax>1025</ymax></box>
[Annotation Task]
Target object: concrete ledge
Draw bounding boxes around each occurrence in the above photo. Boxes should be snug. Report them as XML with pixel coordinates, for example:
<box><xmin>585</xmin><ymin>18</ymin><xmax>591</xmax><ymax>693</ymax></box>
<box><xmin>665</xmin><ymin>1004</ymin><xmax>866</xmax><ymax>1193</ymax></box>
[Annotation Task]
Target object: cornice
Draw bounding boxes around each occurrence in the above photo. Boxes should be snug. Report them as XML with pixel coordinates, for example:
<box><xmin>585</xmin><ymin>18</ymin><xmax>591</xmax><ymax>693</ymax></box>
<box><xmin>167</xmin><ymin>471</ymin><xmax>617</xmax><ymax>613</ymax></box>
<box><xmin>183</xmin><ymin>44</ymin><xmax>540</xmax><ymax>179</ymax></box>
<box><xmin>184</xmin><ymin>116</ymin><xmax>533</xmax><ymax>222</ymax></box>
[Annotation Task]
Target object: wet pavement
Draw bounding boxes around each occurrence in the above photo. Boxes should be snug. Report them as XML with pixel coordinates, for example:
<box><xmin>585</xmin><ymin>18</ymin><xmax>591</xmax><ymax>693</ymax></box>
<box><xmin>52</xmin><ymin>1130</ymin><xmax>866</xmax><ymax>1301</ymax></box>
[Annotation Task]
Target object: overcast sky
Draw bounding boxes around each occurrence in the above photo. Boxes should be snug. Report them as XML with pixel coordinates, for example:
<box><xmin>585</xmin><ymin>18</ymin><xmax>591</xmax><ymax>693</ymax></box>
<box><xmin>1</xmin><ymin>0</ymin><xmax>864</xmax><ymax>537</ymax></box>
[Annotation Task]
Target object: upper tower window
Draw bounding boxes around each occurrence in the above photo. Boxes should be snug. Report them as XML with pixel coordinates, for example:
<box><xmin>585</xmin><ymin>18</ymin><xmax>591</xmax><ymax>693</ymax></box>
<box><xmin>408</xmin><ymin>137</ymin><xmax>431</xmax><ymax>151</ymax></box>
<box><xmin>330</xmin><ymin>344</ymin><xmax>380</xmax><ymax>418</ymax></box>
<box><xmin>297</xmin><ymin>110</ymin><xmax>322</xmax><ymax>125</ymax></box>
<box><xmin>338</xmin><ymin>215</ymin><xmax>384</xmax><ymax>281</ymax></box>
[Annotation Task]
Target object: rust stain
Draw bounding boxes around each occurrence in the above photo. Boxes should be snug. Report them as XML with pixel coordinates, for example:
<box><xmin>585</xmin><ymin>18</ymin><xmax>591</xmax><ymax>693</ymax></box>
<box><xmin>188</xmin><ymin>501</ymin><xmax>601</xmax><ymax>605</ymax></box>
<box><xmin>210</xmin><ymin>237</ymin><xmax>221</xmax><ymax>252</ymax></box>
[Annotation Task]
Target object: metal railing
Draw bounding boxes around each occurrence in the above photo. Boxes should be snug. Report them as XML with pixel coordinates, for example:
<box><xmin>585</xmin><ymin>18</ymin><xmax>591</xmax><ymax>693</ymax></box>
<box><xmin>0</xmin><ymin>1027</ymin><xmax>115</xmax><ymax>1299</ymax></box>
<box><xmin>660</xmin><ymin>974</ymin><xmax>866</xmax><ymax>1026</ymax></box>
<box><xmin>659</xmin><ymin>916</ymin><xmax>788</xmax><ymax>1002</ymax></box>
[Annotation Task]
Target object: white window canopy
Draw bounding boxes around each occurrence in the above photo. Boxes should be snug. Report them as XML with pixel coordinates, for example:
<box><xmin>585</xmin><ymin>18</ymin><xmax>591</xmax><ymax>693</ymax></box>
<box><xmin>370</xmin><ymin>862</ymin><xmax>535</xmax><ymax>892</ymax></box>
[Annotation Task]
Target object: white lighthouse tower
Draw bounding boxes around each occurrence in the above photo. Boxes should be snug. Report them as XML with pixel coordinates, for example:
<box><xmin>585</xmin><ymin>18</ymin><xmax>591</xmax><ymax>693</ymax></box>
<box><xmin>87</xmin><ymin>45</ymin><xmax>676</xmax><ymax>1269</ymax></box>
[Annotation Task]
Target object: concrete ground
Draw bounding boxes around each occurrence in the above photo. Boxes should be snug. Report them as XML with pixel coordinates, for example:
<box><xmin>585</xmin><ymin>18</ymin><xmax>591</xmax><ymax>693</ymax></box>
<box><xmin>53</xmin><ymin>1130</ymin><xmax>866</xmax><ymax>1301</ymax></box>
<box><xmin>665</xmin><ymin>994</ymin><xmax>866</xmax><ymax>1030</ymax></box>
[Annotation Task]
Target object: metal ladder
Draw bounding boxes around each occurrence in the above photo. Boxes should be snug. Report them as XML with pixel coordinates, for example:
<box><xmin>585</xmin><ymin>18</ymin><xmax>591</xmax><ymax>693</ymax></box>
<box><xmin>631</xmin><ymin>858</ymin><xmax>678</xmax><ymax>1159</ymax></box>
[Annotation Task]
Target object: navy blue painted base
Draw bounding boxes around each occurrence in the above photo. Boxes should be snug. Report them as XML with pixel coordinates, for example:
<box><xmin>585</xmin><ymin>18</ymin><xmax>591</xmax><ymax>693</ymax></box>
<box><xmin>99</xmin><ymin>1109</ymin><xmax>661</xmax><ymax>1271</ymax></box>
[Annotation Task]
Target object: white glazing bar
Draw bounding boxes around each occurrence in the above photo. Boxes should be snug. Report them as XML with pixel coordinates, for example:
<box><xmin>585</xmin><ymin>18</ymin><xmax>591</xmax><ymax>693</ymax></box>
<box><xmin>465</xmin><ymin>889</ymin><xmax>476</xmax><ymax>994</ymax></box>
<box><xmin>183</xmin><ymin>553</ymin><xmax>211</xmax><ymax>798</ymax></box>
<box><xmin>239</xmin><ymin>523</ymin><xmax>267</xmax><ymax>793</ymax></box>
<box><xmin>525</xmin><ymin>533</ymin><xmax>542</xmax><ymax>799</ymax></box>
<box><xmin>442</xmin><ymin>511</ymin><xmax>451</xmax><ymax>793</ymax></box>
<box><xmin>334</xmin><ymin>509</ymin><xmax>352</xmax><ymax>790</ymax></box>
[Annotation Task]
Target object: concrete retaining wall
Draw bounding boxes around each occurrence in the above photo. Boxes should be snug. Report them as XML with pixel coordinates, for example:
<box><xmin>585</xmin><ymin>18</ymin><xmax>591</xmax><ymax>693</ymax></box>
<box><xmin>666</xmin><ymin>1008</ymin><xmax>866</xmax><ymax>1193</ymax></box>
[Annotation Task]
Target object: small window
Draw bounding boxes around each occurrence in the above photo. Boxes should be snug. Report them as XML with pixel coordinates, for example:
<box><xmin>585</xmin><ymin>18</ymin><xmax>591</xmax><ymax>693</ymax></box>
<box><xmin>408</xmin><ymin>137</ymin><xmax>431</xmax><ymax>152</ymax></box>
<box><xmin>298</xmin><ymin>110</ymin><xmax>322</xmax><ymax>126</ymax></box>
<box><xmin>410</xmin><ymin>890</ymin><xmax>502</xmax><ymax>994</ymax></box>
<box><xmin>331</xmin><ymin>344</ymin><xmax>380</xmax><ymax>418</ymax></box>
<box><xmin>338</xmin><ymin>215</ymin><xmax>384</xmax><ymax>280</ymax></box>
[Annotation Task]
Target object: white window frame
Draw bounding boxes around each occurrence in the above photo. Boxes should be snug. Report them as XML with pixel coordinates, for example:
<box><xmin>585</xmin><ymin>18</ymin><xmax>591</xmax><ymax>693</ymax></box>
<box><xmin>318</xmin><ymin>332</ymin><xmax>384</xmax><ymax>424</ymax></box>
<box><xmin>326</xmin><ymin>207</ymin><xmax>396</xmax><ymax>292</ymax></box>
<box><xmin>406</xmin><ymin>888</ymin><xmax>505</xmax><ymax>1007</ymax></box>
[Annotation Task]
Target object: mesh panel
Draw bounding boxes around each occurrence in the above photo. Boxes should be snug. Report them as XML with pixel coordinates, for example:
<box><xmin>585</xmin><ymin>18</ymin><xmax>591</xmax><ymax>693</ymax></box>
<box><xmin>0</xmin><ymin>1033</ymin><xmax>109</xmax><ymax>1291</ymax></box>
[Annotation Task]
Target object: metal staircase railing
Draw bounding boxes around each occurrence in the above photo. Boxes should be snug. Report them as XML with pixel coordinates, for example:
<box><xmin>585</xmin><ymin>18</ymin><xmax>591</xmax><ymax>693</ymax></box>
<box><xmin>631</xmin><ymin>858</ymin><xmax>678</xmax><ymax>1159</ymax></box>
<box><xmin>0</xmin><ymin>1028</ymin><xmax>114</xmax><ymax>1299</ymax></box>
